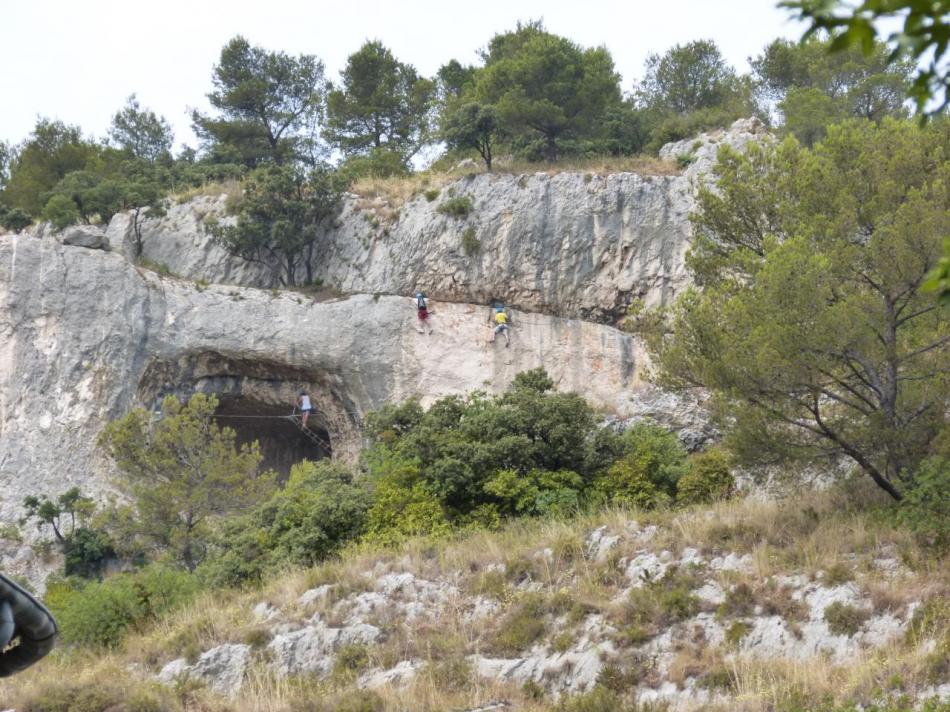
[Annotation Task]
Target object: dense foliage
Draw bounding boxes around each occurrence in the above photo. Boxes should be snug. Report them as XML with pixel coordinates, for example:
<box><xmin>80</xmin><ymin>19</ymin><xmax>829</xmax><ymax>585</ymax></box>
<box><xmin>99</xmin><ymin>394</ymin><xmax>275</xmax><ymax>571</ymax></box>
<box><xmin>653</xmin><ymin>119</ymin><xmax>950</xmax><ymax>501</ymax></box>
<box><xmin>206</xmin><ymin>164</ymin><xmax>344</xmax><ymax>286</ymax></box>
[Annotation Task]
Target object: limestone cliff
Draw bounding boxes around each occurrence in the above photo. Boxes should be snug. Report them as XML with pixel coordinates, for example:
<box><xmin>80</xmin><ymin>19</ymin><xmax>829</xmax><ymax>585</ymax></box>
<box><xmin>107</xmin><ymin>119</ymin><xmax>768</xmax><ymax>322</ymax></box>
<box><xmin>0</xmin><ymin>121</ymin><xmax>766</xmax><ymax>577</ymax></box>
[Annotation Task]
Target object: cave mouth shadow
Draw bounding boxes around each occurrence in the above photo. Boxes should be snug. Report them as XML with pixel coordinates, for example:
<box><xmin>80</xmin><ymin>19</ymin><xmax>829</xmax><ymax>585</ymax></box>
<box><xmin>212</xmin><ymin>395</ymin><xmax>331</xmax><ymax>478</ymax></box>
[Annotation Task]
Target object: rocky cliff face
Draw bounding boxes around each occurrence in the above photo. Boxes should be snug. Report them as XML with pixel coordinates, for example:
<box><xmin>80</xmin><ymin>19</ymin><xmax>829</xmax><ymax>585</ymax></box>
<box><xmin>0</xmin><ymin>121</ymin><xmax>765</xmax><ymax>577</ymax></box>
<box><xmin>108</xmin><ymin>119</ymin><xmax>768</xmax><ymax>322</ymax></box>
<box><xmin>0</xmin><ymin>237</ymin><xmax>662</xmax><ymax>570</ymax></box>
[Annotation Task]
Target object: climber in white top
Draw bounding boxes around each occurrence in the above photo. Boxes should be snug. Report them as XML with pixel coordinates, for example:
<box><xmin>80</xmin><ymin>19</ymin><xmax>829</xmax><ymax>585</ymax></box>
<box><xmin>296</xmin><ymin>390</ymin><xmax>313</xmax><ymax>428</ymax></box>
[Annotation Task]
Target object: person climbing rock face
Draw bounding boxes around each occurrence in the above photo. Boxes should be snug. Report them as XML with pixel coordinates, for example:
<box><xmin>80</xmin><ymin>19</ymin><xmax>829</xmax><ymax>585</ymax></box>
<box><xmin>489</xmin><ymin>304</ymin><xmax>511</xmax><ymax>347</ymax></box>
<box><xmin>414</xmin><ymin>292</ymin><xmax>433</xmax><ymax>334</ymax></box>
<box><xmin>296</xmin><ymin>389</ymin><xmax>312</xmax><ymax>428</ymax></box>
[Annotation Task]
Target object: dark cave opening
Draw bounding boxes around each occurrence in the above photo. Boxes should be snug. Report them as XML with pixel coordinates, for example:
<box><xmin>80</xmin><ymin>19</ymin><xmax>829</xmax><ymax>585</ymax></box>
<box><xmin>212</xmin><ymin>395</ymin><xmax>331</xmax><ymax>477</ymax></box>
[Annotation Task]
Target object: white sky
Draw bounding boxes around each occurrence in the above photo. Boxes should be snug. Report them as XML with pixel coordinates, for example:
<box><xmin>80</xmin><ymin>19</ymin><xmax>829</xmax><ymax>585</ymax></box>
<box><xmin>0</xmin><ymin>0</ymin><xmax>806</xmax><ymax>150</ymax></box>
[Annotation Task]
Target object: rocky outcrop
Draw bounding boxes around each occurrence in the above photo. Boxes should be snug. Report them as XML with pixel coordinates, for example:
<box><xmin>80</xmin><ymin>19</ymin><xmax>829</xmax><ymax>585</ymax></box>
<box><xmin>0</xmin><ymin>234</ymin><xmax>671</xmax><ymax>565</ymax></box>
<box><xmin>147</xmin><ymin>515</ymin><xmax>930</xmax><ymax>706</ymax></box>
<box><xmin>108</xmin><ymin>119</ymin><xmax>768</xmax><ymax>323</ymax></box>
<box><xmin>0</xmin><ymin>121</ymin><xmax>771</xmax><ymax>577</ymax></box>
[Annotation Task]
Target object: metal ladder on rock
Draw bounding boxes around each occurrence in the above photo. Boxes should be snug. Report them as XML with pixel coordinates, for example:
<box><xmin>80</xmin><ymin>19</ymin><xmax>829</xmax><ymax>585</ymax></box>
<box><xmin>288</xmin><ymin>410</ymin><xmax>332</xmax><ymax>451</ymax></box>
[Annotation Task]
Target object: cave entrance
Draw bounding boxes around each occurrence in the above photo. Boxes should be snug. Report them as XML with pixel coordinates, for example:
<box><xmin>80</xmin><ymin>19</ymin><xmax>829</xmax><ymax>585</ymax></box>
<box><xmin>212</xmin><ymin>396</ymin><xmax>331</xmax><ymax>476</ymax></box>
<box><xmin>138</xmin><ymin>352</ymin><xmax>363</xmax><ymax>477</ymax></box>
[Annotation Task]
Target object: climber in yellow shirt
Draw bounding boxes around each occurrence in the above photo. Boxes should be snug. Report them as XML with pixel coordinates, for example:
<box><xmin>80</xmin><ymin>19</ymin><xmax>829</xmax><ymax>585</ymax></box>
<box><xmin>488</xmin><ymin>304</ymin><xmax>511</xmax><ymax>347</ymax></box>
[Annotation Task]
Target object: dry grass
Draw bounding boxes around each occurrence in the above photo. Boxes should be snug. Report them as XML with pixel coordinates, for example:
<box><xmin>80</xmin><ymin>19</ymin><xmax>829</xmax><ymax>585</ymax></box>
<box><xmin>491</xmin><ymin>153</ymin><xmax>681</xmax><ymax>177</ymax></box>
<box><xmin>171</xmin><ymin>179</ymin><xmax>244</xmax><ymax>205</ymax></box>
<box><xmin>345</xmin><ymin>154</ymin><xmax>681</xmax><ymax>222</ymax></box>
<box><xmin>1</xmin><ymin>491</ymin><xmax>946</xmax><ymax>712</ymax></box>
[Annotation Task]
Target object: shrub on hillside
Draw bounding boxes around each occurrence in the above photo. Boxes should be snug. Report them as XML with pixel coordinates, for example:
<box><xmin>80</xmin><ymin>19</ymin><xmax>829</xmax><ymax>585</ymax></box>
<box><xmin>436</xmin><ymin>195</ymin><xmax>473</xmax><ymax>217</ymax></box>
<box><xmin>45</xmin><ymin>565</ymin><xmax>201</xmax><ymax>648</ymax></box>
<box><xmin>677</xmin><ymin>447</ymin><xmax>736</xmax><ymax>505</ymax></box>
<box><xmin>201</xmin><ymin>460</ymin><xmax>372</xmax><ymax>586</ymax></box>
<box><xmin>363</xmin><ymin>479</ymin><xmax>451</xmax><ymax>546</ymax></box>
<box><xmin>593</xmin><ymin>422</ymin><xmax>688</xmax><ymax>507</ymax></box>
<box><xmin>898</xmin><ymin>456</ymin><xmax>950</xmax><ymax>549</ymax></box>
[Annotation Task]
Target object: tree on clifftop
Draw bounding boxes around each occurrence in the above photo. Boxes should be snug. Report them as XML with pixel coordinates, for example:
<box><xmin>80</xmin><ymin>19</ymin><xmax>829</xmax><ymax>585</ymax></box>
<box><xmin>653</xmin><ymin>119</ymin><xmax>950</xmax><ymax>501</ymax></box>
<box><xmin>99</xmin><ymin>393</ymin><xmax>275</xmax><ymax>571</ymax></box>
<box><xmin>473</xmin><ymin>21</ymin><xmax>623</xmax><ymax>161</ymax></box>
<box><xmin>206</xmin><ymin>164</ymin><xmax>343</xmax><ymax>287</ymax></box>
<box><xmin>325</xmin><ymin>40</ymin><xmax>436</xmax><ymax>161</ymax></box>
<box><xmin>192</xmin><ymin>36</ymin><xmax>327</xmax><ymax>167</ymax></box>
<box><xmin>108</xmin><ymin>94</ymin><xmax>175</xmax><ymax>163</ymax></box>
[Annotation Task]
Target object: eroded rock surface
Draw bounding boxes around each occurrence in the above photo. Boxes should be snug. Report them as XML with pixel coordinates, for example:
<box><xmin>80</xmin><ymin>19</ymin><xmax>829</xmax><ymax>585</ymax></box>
<box><xmin>0</xmin><ymin>235</ymin><xmax>662</xmax><ymax>563</ymax></box>
<box><xmin>104</xmin><ymin>120</ymin><xmax>768</xmax><ymax>323</ymax></box>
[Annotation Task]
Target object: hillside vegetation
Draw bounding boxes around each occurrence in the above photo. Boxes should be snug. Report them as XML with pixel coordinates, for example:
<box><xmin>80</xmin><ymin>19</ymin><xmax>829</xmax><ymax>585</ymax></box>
<box><xmin>2</xmin><ymin>487</ymin><xmax>948</xmax><ymax>711</ymax></box>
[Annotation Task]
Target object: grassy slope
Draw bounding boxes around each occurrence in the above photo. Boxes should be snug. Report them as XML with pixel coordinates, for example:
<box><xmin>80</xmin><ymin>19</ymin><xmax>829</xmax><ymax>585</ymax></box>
<box><xmin>2</xmin><ymin>488</ymin><xmax>947</xmax><ymax>712</ymax></box>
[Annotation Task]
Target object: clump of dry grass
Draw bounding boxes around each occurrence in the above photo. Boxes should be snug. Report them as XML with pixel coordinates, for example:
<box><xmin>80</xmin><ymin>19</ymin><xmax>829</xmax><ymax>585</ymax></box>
<box><xmin>491</xmin><ymin>154</ymin><xmax>681</xmax><ymax>177</ymax></box>
<box><xmin>171</xmin><ymin>179</ymin><xmax>243</xmax><ymax>205</ymax></box>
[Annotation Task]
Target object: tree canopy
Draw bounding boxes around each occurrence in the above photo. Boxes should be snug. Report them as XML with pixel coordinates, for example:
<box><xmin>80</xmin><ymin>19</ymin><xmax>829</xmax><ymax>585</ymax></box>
<box><xmin>637</xmin><ymin>39</ymin><xmax>741</xmax><ymax>115</ymax></box>
<box><xmin>325</xmin><ymin>40</ymin><xmax>435</xmax><ymax>161</ymax></box>
<box><xmin>751</xmin><ymin>36</ymin><xmax>912</xmax><ymax>142</ymax></box>
<box><xmin>654</xmin><ymin>119</ymin><xmax>950</xmax><ymax>500</ymax></box>
<box><xmin>207</xmin><ymin>164</ymin><xmax>343</xmax><ymax>286</ymax></box>
<box><xmin>3</xmin><ymin>119</ymin><xmax>99</xmax><ymax>216</ymax></box>
<box><xmin>192</xmin><ymin>35</ymin><xmax>327</xmax><ymax>167</ymax></box>
<box><xmin>473</xmin><ymin>21</ymin><xmax>624</xmax><ymax>161</ymax></box>
<box><xmin>99</xmin><ymin>393</ymin><xmax>275</xmax><ymax>571</ymax></box>
<box><xmin>781</xmin><ymin>0</ymin><xmax>950</xmax><ymax>115</ymax></box>
<box><xmin>108</xmin><ymin>94</ymin><xmax>174</xmax><ymax>162</ymax></box>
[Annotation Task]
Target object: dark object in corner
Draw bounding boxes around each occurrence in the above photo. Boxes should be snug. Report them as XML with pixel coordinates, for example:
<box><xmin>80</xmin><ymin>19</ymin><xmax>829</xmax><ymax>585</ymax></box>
<box><xmin>0</xmin><ymin>571</ymin><xmax>57</xmax><ymax>676</ymax></box>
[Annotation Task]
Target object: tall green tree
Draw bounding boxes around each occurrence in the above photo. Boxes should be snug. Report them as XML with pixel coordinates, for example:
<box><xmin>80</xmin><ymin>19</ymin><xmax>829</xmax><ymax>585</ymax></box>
<box><xmin>325</xmin><ymin>40</ymin><xmax>435</xmax><ymax>160</ymax></box>
<box><xmin>207</xmin><ymin>164</ymin><xmax>343</xmax><ymax>286</ymax></box>
<box><xmin>99</xmin><ymin>393</ymin><xmax>274</xmax><ymax>571</ymax></box>
<box><xmin>4</xmin><ymin>119</ymin><xmax>99</xmax><ymax>216</ymax></box>
<box><xmin>654</xmin><ymin>119</ymin><xmax>950</xmax><ymax>501</ymax></box>
<box><xmin>637</xmin><ymin>39</ymin><xmax>741</xmax><ymax>115</ymax></box>
<box><xmin>782</xmin><ymin>0</ymin><xmax>950</xmax><ymax>115</ymax></box>
<box><xmin>751</xmin><ymin>37</ymin><xmax>912</xmax><ymax>142</ymax></box>
<box><xmin>108</xmin><ymin>94</ymin><xmax>174</xmax><ymax>162</ymax></box>
<box><xmin>192</xmin><ymin>36</ymin><xmax>327</xmax><ymax>167</ymax></box>
<box><xmin>0</xmin><ymin>140</ymin><xmax>11</xmax><ymax>194</ymax></box>
<box><xmin>441</xmin><ymin>102</ymin><xmax>501</xmax><ymax>170</ymax></box>
<box><xmin>474</xmin><ymin>21</ymin><xmax>623</xmax><ymax>161</ymax></box>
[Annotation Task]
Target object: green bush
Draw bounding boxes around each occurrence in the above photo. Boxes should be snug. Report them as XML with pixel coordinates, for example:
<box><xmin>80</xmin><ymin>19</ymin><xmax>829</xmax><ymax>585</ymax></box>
<box><xmin>899</xmin><ymin>456</ymin><xmax>950</xmax><ymax>548</ymax></box>
<box><xmin>338</xmin><ymin>147</ymin><xmax>409</xmax><ymax>183</ymax></box>
<box><xmin>42</xmin><ymin>193</ymin><xmax>80</xmax><ymax>230</ymax></box>
<box><xmin>677</xmin><ymin>447</ymin><xmax>735</xmax><ymax>505</ymax></box>
<box><xmin>64</xmin><ymin>526</ymin><xmax>115</xmax><ymax>579</ymax></box>
<box><xmin>202</xmin><ymin>460</ymin><xmax>372</xmax><ymax>586</ymax></box>
<box><xmin>461</xmin><ymin>226</ymin><xmax>481</xmax><ymax>255</ymax></box>
<box><xmin>46</xmin><ymin>565</ymin><xmax>202</xmax><ymax>648</ymax></box>
<box><xmin>555</xmin><ymin>686</ymin><xmax>638</xmax><ymax>712</ymax></box>
<box><xmin>363</xmin><ymin>480</ymin><xmax>451</xmax><ymax>546</ymax></box>
<box><xmin>423</xmin><ymin>188</ymin><xmax>440</xmax><ymax>201</ymax></box>
<box><xmin>436</xmin><ymin>195</ymin><xmax>473</xmax><ymax>218</ymax></box>
<box><xmin>1</xmin><ymin>207</ymin><xmax>32</xmax><ymax>233</ymax></box>
<box><xmin>824</xmin><ymin>602</ymin><xmax>870</xmax><ymax>636</ymax></box>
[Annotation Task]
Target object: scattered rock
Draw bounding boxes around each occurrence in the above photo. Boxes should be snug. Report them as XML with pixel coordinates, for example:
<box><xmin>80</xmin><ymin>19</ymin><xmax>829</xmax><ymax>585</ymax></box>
<box><xmin>586</xmin><ymin>526</ymin><xmax>620</xmax><ymax>561</ymax></box>
<box><xmin>358</xmin><ymin>659</ymin><xmax>421</xmax><ymax>689</ymax></box>
<box><xmin>157</xmin><ymin>644</ymin><xmax>250</xmax><ymax>697</ymax></box>
<box><xmin>61</xmin><ymin>225</ymin><xmax>109</xmax><ymax>250</ymax></box>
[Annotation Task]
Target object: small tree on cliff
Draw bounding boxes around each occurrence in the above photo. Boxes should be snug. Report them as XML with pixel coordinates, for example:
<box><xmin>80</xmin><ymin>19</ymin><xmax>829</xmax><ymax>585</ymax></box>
<box><xmin>207</xmin><ymin>163</ymin><xmax>343</xmax><ymax>287</ymax></box>
<box><xmin>652</xmin><ymin>119</ymin><xmax>950</xmax><ymax>501</ymax></box>
<box><xmin>99</xmin><ymin>393</ymin><xmax>275</xmax><ymax>571</ymax></box>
